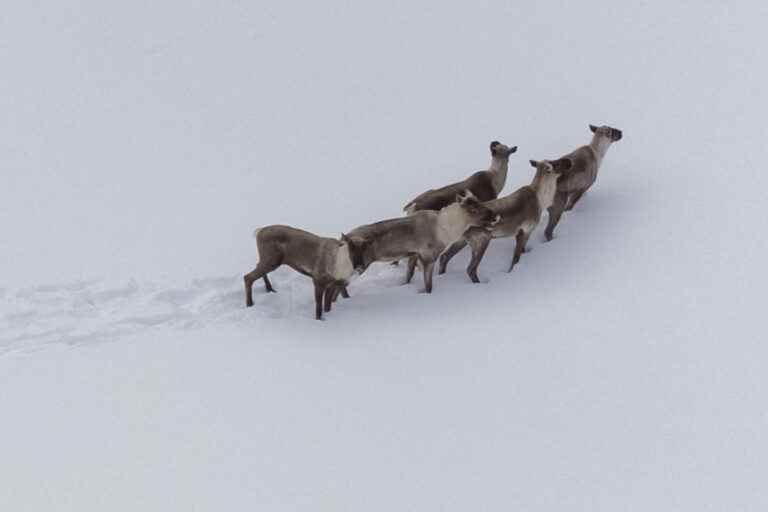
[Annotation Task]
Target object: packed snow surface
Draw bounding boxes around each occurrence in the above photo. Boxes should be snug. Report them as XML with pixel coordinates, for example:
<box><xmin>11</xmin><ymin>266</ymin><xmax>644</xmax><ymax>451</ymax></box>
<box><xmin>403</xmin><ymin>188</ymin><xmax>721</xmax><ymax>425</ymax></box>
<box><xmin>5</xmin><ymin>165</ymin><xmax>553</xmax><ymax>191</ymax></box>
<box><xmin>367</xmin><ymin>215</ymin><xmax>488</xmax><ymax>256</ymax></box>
<box><xmin>2</xmin><ymin>1</ymin><xmax>767</xmax><ymax>510</ymax></box>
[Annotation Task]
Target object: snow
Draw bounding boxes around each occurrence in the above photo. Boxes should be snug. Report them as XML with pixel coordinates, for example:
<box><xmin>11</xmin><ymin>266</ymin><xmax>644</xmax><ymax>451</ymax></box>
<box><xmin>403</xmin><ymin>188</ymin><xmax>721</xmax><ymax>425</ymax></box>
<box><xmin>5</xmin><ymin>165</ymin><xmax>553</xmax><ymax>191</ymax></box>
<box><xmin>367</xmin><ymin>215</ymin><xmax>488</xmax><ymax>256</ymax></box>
<box><xmin>2</xmin><ymin>1</ymin><xmax>768</xmax><ymax>510</ymax></box>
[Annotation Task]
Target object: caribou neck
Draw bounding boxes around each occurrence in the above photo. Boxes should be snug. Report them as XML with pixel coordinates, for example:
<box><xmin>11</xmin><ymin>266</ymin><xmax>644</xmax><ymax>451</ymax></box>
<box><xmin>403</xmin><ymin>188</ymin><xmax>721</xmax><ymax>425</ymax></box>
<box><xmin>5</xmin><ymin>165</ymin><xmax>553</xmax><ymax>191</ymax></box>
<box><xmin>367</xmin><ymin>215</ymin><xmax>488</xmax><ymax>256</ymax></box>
<box><xmin>589</xmin><ymin>135</ymin><xmax>612</xmax><ymax>170</ymax></box>
<box><xmin>435</xmin><ymin>204</ymin><xmax>471</xmax><ymax>246</ymax></box>
<box><xmin>531</xmin><ymin>170</ymin><xmax>559</xmax><ymax>210</ymax></box>
<box><xmin>331</xmin><ymin>242</ymin><xmax>354</xmax><ymax>281</ymax></box>
<box><xmin>488</xmin><ymin>155</ymin><xmax>509</xmax><ymax>194</ymax></box>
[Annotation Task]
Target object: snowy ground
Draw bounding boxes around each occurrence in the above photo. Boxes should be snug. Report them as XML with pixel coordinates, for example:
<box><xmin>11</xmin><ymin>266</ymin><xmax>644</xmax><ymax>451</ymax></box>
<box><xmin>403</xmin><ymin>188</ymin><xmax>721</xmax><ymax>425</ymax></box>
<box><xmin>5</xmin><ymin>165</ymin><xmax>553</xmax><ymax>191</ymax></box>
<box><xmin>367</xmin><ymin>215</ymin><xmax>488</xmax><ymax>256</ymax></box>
<box><xmin>2</xmin><ymin>1</ymin><xmax>768</xmax><ymax>510</ymax></box>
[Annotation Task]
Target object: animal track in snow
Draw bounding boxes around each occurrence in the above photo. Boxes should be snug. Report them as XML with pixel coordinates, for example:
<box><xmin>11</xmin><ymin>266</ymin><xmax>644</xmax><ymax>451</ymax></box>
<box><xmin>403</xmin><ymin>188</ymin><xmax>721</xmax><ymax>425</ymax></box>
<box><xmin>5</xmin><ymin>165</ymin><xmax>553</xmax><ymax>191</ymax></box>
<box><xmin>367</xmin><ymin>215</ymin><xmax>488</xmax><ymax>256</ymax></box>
<box><xmin>0</xmin><ymin>275</ymin><xmax>251</xmax><ymax>355</ymax></box>
<box><xmin>0</xmin><ymin>251</ymin><xmax>484</xmax><ymax>356</ymax></box>
<box><xmin>0</xmin><ymin>262</ymin><xmax>402</xmax><ymax>355</ymax></box>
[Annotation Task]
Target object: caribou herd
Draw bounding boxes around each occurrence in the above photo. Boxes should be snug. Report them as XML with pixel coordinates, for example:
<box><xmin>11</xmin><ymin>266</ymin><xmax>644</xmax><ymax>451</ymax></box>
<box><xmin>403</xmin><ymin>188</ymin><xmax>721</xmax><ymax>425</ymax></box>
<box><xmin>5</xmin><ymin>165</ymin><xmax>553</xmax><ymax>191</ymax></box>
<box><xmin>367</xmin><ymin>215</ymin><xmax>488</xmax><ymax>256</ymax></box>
<box><xmin>244</xmin><ymin>124</ymin><xmax>623</xmax><ymax>319</ymax></box>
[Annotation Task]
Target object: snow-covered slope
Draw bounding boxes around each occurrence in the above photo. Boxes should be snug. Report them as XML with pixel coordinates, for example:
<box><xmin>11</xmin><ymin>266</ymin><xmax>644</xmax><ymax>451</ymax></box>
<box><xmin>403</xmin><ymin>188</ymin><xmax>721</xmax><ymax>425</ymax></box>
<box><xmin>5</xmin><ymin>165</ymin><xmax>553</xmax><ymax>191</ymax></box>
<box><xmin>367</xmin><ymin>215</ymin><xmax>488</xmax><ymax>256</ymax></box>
<box><xmin>2</xmin><ymin>2</ymin><xmax>767</xmax><ymax>510</ymax></box>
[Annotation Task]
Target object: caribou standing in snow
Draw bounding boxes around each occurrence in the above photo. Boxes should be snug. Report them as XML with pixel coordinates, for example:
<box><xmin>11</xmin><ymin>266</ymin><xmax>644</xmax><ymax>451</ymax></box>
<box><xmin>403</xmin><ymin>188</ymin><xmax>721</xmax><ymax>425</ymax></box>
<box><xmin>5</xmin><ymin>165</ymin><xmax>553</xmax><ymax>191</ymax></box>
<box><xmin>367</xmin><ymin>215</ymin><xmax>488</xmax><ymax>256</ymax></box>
<box><xmin>439</xmin><ymin>158</ymin><xmax>571</xmax><ymax>282</ymax></box>
<box><xmin>346</xmin><ymin>192</ymin><xmax>499</xmax><ymax>293</ymax></box>
<box><xmin>403</xmin><ymin>141</ymin><xmax>517</xmax><ymax>214</ymax></box>
<box><xmin>399</xmin><ymin>140</ymin><xmax>517</xmax><ymax>278</ymax></box>
<box><xmin>544</xmin><ymin>124</ymin><xmax>622</xmax><ymax>241</ymax></box>
<box><xmin>243</xmin><ymin>226</ymin><xmax>365</xmax><ymax>320</ymax></box>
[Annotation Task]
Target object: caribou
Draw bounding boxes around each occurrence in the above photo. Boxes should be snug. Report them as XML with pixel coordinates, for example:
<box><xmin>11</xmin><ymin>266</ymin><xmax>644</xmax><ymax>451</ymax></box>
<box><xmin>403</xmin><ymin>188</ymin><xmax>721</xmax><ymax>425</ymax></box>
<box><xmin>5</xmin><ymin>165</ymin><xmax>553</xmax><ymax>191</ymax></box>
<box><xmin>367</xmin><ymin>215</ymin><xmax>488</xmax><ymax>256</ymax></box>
<box><xmin>439</xmin><ymin>158</ymin><xmax>572</xmax><ymax>282</ymax></box>
<box><xmin>243</xmin><ymin>226</ymin><xmax>365</xmax><ymax>320</ymax></box>
<box><xmin>544</xmin><ymin>124</ymin><xmax>622</xmax><ymax>241</ymax></box>
<box><xmin>346</xmin><ymin>192</ymin><xmax>499</xmax><ymax>293</ymax></box>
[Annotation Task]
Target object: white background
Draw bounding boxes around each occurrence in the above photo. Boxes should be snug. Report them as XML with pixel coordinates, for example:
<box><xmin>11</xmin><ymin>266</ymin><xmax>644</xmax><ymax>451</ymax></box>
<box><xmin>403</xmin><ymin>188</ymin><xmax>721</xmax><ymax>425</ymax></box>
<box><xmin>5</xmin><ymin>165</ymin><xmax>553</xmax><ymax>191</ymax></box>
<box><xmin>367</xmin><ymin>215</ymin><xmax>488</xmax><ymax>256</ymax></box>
<box><xmin>1</xmin><ymin>1</ymin><xmax>767</xmax><ymax>510</ymax></box>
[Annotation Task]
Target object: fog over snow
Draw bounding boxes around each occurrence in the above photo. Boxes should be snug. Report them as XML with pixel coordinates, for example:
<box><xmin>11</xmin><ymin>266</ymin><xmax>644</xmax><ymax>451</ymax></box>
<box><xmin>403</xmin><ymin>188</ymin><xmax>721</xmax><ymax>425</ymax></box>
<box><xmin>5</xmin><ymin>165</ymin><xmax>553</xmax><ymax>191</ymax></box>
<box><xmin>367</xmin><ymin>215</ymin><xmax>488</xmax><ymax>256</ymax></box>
<box><xmin>1</xmin><ymin>1</ymin><xmax>767</xmax><ymax>510</ymax></box>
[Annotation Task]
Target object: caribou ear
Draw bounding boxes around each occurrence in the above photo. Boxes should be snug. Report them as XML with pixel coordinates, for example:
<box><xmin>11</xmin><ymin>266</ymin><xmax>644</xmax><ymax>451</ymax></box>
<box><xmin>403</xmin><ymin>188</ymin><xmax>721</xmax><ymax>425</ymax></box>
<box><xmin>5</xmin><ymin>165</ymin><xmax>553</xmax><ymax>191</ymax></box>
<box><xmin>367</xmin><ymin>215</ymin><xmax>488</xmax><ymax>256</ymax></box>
<box><xmin>589</xmin><ymin>124</ymin><xmax>598</xmax><ymax>133</ymax></box>
<box><xmin>455</xmin><ymin>193</ymin><xmax>466</xmax><ymax>203</ymax></box>
<box><xmin>508</xmin><ymin>146</ymin><xmax>517</xmax><ymax>154</ymax></box>
<box><xmin>490</xmin><ymin>141</ymin><xmax>501</xmax><ymax>155</ymax></box>
<box><xmin>529</xmin><ymin>159</ymin><xmax>538</xmax><ymax>168</ymax></box>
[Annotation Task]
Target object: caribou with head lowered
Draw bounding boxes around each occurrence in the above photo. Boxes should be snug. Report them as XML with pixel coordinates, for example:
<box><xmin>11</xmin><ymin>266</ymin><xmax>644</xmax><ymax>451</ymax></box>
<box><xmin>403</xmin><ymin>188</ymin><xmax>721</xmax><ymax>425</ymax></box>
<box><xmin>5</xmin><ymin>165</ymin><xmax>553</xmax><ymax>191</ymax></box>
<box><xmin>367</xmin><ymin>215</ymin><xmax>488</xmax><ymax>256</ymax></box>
<box><xmin>346</xmin><ymin>192</ymin><xmax>499</xmax><ymax>294</ymax></box>
<box><xmin>243</xmin><ymin>226</ymin><xmax>365</xmax><ymax>320</ymax></box>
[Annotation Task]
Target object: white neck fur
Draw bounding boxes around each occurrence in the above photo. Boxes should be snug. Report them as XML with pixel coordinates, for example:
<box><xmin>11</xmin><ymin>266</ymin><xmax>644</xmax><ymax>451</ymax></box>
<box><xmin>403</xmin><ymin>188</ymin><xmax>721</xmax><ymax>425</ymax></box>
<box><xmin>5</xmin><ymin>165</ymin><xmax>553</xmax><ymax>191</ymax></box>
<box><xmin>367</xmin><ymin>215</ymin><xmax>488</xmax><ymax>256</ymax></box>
<box><xmin>332</xmin><ymin>243</ymin><xmax>354</xmax><ymax>281</ymax></box>
<box><xmin>435</xmin><ymin>203</ymin><xmax>473</xmax><ymax>246</ymax></box>
<box><xmin>589</xmin><ymin>135</ymin><xmax>613</xmax><ymax>170</ymax></box>
<box><xmin>531</xmin><ymin>169</ymin><xmax>559</xmax><ymax>210</ymax></box>
<box><xmin>488</xmin><ymin>155</ymin><xmax>509</xmax><ymax>194</ymax></box>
